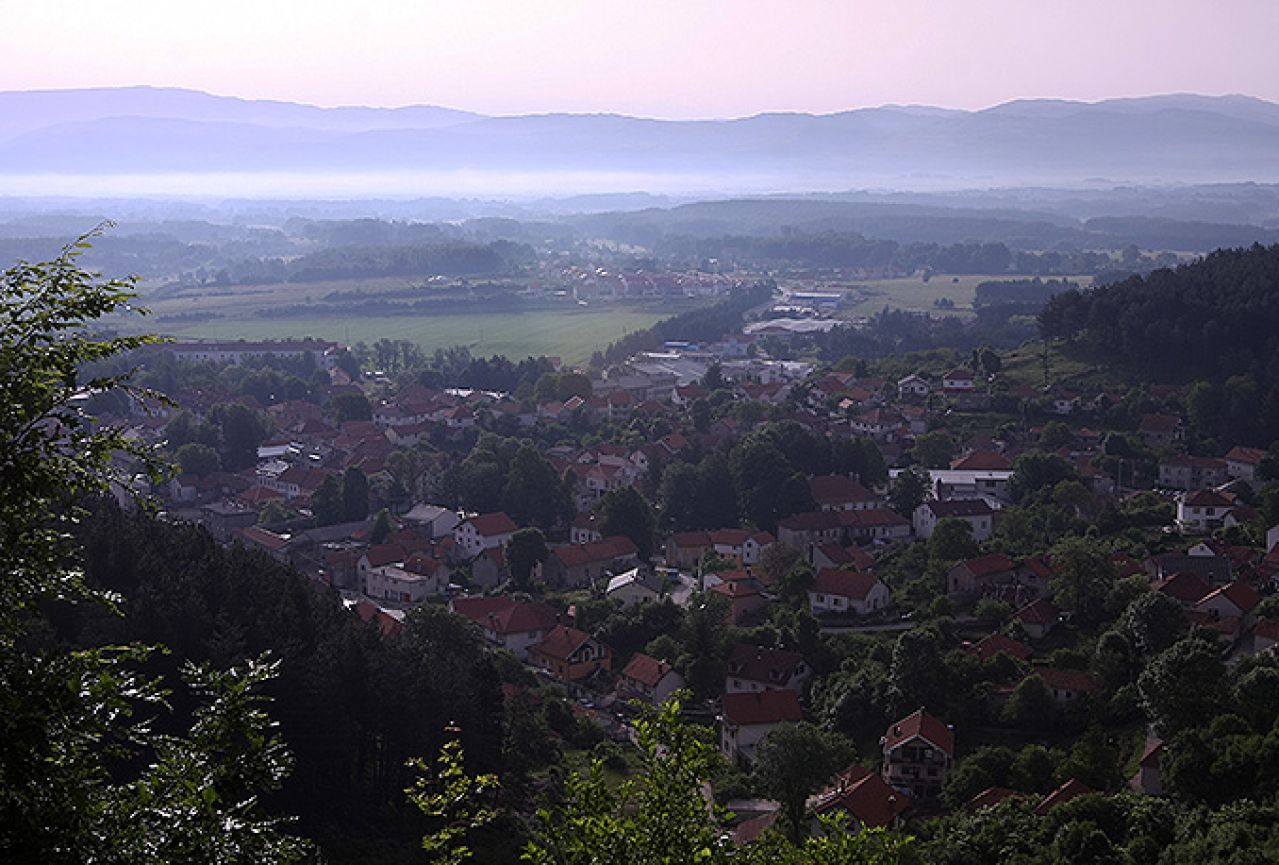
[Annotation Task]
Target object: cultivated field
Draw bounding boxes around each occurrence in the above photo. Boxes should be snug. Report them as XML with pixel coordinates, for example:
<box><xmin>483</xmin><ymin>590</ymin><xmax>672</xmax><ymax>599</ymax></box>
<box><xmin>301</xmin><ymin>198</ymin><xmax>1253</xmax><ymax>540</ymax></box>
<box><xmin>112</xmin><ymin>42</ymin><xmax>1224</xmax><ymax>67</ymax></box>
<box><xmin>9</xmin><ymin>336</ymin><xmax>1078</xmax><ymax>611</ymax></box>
<box><xmin>837</xmin><ymin>273</ymin><xmax>1093</xmax><ymax>319</ymax></box>
<box><xmin>150</xmin><ymin>309</ymin><xmax>671</xmax><ymax>366</ymax></box>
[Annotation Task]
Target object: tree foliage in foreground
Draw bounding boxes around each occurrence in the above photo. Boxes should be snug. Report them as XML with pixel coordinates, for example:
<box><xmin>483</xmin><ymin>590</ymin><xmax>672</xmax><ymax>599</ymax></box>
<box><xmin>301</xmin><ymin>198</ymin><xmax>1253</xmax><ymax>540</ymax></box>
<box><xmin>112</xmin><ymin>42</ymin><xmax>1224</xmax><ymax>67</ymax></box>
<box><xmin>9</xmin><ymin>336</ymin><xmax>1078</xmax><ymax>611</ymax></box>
<box><xmin>0</xmin><ymin>232</ymin><xmax>305</xmax><ymax>863</ymax></box>
<box><xmin>520</xmin><ymin>695</ymin><xmax>916</xmax><ymax>865</ymax></box>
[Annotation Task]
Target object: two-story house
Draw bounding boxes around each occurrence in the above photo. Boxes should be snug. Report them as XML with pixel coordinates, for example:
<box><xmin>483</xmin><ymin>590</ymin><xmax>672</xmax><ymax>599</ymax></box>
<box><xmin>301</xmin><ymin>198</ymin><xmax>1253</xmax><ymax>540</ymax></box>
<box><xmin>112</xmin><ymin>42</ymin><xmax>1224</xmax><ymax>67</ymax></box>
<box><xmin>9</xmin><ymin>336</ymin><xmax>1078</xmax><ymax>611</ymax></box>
<box><xmin>528</xmin><ymin>625</ymin><xmax>612</xmax><ymax>684</ymax></box>
<box><xmin>725</xmin><ymin>644</ymin><xmax>811</xmax><ymax>695</ymax></box>
<box><xmin>808</xmin><ymin>568</ymin><xmax>890</xmax><ymax>616</ymax></box>
<box><xmin>720</xmin><ymin>690</ymin><xmax>804</xmax><ymax>767</ymax></box>
<box><xmin>452</xmin><ymin>512</ymin><xmax>517</xmax><ymax>560</ymax></box>
<box><xmin>618</xmin><ymin>653</ymin><xmax>686</xmax><ymax>706</ymax></box>
<box><xmin>880</xmin><ymin>709</ymin><xmax>954</xmax><ymax>800</ymax></box>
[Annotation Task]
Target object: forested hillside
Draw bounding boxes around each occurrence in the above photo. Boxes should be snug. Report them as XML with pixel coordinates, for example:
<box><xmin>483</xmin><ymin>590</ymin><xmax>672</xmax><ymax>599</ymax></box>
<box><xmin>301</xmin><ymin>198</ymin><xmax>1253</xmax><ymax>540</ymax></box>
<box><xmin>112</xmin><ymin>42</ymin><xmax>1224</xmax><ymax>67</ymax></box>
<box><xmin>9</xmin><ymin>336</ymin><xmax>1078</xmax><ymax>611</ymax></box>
<box><xmin>1040</xmin><ymin>243</ymin><xmax>1279</xmax><ymax>442</ymax></box>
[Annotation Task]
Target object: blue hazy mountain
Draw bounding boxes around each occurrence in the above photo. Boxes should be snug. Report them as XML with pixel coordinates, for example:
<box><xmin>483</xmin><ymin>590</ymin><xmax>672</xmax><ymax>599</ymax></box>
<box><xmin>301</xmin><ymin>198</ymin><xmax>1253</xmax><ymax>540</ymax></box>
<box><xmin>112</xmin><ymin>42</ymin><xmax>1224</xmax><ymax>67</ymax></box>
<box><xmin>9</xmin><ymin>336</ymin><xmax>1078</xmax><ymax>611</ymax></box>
<box><xmin>3</xmin><ymin>88</ymin><xmax>1279</xmax><ymax>189</ymax></box>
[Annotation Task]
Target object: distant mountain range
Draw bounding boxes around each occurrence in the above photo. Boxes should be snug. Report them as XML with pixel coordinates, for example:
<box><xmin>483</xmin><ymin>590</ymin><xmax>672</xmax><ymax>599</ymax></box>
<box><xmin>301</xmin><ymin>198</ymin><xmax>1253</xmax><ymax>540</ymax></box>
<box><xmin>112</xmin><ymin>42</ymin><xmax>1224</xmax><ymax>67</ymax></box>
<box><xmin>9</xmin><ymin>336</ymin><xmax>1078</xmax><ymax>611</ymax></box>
<box><xmin>4</xmin><ymin>87</ymin><xmax>1279</xmax><ymax>192</ymax></box>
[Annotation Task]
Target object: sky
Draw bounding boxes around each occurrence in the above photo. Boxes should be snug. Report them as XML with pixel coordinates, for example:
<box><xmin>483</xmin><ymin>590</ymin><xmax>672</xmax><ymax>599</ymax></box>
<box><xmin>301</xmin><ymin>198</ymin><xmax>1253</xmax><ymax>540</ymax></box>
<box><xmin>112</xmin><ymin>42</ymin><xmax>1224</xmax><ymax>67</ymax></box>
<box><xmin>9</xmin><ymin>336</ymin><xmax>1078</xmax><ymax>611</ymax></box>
<box><xmin>3</xmin><ymin>0</ymin><xmax>1278</xmax><ymax>118</ymax></box>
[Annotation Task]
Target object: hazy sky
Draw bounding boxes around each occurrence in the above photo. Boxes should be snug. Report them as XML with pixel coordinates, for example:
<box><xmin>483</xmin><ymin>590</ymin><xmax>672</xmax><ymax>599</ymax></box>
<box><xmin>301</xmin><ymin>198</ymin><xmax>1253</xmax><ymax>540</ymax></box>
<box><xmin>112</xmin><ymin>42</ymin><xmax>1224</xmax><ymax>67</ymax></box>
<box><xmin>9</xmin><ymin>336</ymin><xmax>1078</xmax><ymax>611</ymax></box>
<box><xmin>4</xmin><ymin>0</ymin><xmax>1278</xmax><ymax>118</ymax></box>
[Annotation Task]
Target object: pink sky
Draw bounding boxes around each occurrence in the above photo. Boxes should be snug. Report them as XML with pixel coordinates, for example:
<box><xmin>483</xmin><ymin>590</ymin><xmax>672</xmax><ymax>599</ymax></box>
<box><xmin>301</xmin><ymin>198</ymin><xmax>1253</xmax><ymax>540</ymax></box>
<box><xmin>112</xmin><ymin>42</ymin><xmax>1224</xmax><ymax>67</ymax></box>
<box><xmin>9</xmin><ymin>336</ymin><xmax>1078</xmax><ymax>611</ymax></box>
<box><xmin>5</xmin><ymin>0</ymin><xmax>1278</xmax><ymax>118</ymax></box>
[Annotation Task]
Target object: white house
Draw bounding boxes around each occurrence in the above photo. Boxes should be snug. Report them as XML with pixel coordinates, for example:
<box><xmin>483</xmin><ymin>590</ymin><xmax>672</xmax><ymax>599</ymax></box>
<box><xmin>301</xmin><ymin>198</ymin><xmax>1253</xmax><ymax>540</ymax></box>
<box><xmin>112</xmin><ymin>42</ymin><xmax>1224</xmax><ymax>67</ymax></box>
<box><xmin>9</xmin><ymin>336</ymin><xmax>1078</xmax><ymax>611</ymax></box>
<box><xmin>605</xmin><ymin>568</ymin><xmax>666</xmax><ymax>608</ymax></box>
<box><xmin>725</xmin><ymin>644</ymin><xmax>811</xmax><ymax>695</ymax></box>
<box><xmin>720</xmin><ymin>690</ymin><xmax>804</xmax><ymax>767</ymax></box>
<box><xmin>453</xmin><ymin>511</ymin><xmax>518</xmax><ymax>559</ymax></box>
<box><xmin>913</xmin><ymin>499</ymin><xmax>994</xmax><ymax>541</ymax></box>
<box><xmin>897</xmin><ymin>374</ymin><xmax>931</xmax><ymax>401</ymax></box>
<box><xmin>808</xmin><ymin>568</ymin><xmax>890</xmax><ymax>616</ymax></box>
<box><xmin>1176</xmin><ymin>489</ymin><xmax>1238</xmax><ymax>532</ymax></box>
<box><xmin>619</xmin><ymin>653</ymin><xmax>686</xmax><ymax>706</ymax></box>
<box><xmin>401</xmin><ymin>503</ymin><xmax>461</xmax><ymax>539</ymax></box>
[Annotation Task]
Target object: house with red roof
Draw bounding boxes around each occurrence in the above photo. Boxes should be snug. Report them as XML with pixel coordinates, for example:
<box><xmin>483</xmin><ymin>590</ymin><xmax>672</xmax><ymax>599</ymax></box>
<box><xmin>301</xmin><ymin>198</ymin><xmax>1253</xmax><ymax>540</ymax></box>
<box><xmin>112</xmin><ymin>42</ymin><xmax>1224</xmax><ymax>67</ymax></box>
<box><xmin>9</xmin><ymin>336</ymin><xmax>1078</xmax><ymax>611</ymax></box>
<box><xmin>709</xmin><ymin>576</ymin><xmax>770</xmax><ymax>625</ymax></box>
<box><xmin>1153</xmin><ymin>571</ymin><xmax>1212</xmax><ymax>606</ymax></box>
<box><xmin>528</xmin><ymin>625</ymin><xmax>612</xmax><ymax>684</ymax></box>
<box><xmin>880</xmin><ymin>709</ymin><xmax>954</xmax><ymax>800</ymax></box>
<box><xmin>1177</xmin><ymin>489</ymin><xmax>1241</xmax><ymax>532</ymax></box>
<box><xmin>544</xmin><ymin>535</ymin><xmax>641</xmax><ymax>588</ymax></box>
<box><xmin>725</xmin><ymin>644</ymin><xmax>811</xmax><ymax>695</ymax></box>
<box><xmin>1035</xmin><ymin>668</ymin><xmax>1098</xmax><ymax>705</ymax></box>
<box><xmin>946</xmin><ymin>553</ymin><xmax>1018</xmax><ymax>601</ymax></box>
<box><xmin>1138</xmin><ymin>414</ymin><xmax>1183</xmax><ymax>448</ymax></box>
<box><xmin>941</xmin><ymin>369</ymin><xmax>976</xmax><ymax>394</ymax></box>
<box><xmin>1224</xmin><ymin>446</ymin><xmax>1268</xmax><ymax>483</ymax></box>
<box><xmin>811</xmin><ymin>543</ymin><xmax>876</xmax><ymax>572</ymax></box>
<box><xmin>1131</xmin><ymin>739</ymin><xmax>1165</xmax><ymax>796</ymax></box>
<box><xmin>449</xmin><ymin>595</ymin><xmax>562</xmax><ymax>659</ymax></box>
<box><xmin>809</xmin><ymin>475</ymin><xmax>881</xmax><ymax>512</ymax></box>
<box><xmin>664</xmin><ymin>531</ymin><xmax>713</xmax><ymax>570</ymax></box>
<box><xmin>966</xmin><ymin>787</ymin><xmax>1023</xmax><ymax>811</ymax></box>
<box><xmin>709</xmin><ymin>528</ymin><xmax>775</xmax><ymax>566</ymax></box>
<box><xmin>1195</xmin><ymin>581</ymin><xmax>1262</xmax><ymax>623</ymax></box>
<box><xmin>452</xmin><ymin>512</ymin><xmax>518</xmax><ymax>560</ymax></box>
<box><xmin>966</xmin><ymin>632</ymin><xmax>1032</xmax><ymax>663</ymax></box>
<box><xmin>914</xmin><ymin>499</ymin><xmax>995</xmax><ymax>542</ymax></box>
<box><xmin>353</xmin><ymin>599</ymin><xmax>403</xmax><ymax>638</ymax></box>
<box><xmin>1252</xmin><ymin>618</ymin><xmax>1279</xmax><ymax>654</ymax></box>
<box><xmin>808</xmin><ymin>568</ymin><xmax>889</xmax><ymax>616</ymax></box>
<box><xmin>1014</xmin><ymin>598</ymin><xmax>1060</xmax><ymax>640</ymax></box>
<box><xmin>239</xmin><ymin>525</ymin><xmax>291</xmax><ymax>562</ymax></box>
<box><xmin>949</xmin><ymin>451</ymin><xmax>1013</xmax><ymax>472</ymax></box>
<box><xmin>1035</xmin><ymin>779</ymin><xmax>1091</xmax><ymax>815</ymax></box>
<box><xmin>720</xmin><ymin>690</ymin><xmax>804</xmax><ymax>766</ymax></box>
<box><xmin>810</xmin><ymin>764</ymin><xmax>910</xmax><ymax>831</ymax></box>
<box><xmin>618</xmin><ymin>653</ymin><xmax>686</xmax><ymax>706</ymax></box>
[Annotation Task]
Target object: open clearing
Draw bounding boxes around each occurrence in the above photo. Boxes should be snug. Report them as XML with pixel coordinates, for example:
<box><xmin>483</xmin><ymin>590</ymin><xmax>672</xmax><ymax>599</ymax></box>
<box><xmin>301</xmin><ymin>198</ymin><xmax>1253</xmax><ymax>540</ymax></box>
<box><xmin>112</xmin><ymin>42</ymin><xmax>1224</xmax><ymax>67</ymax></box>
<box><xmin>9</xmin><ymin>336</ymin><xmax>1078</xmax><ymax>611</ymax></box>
<box><xmin>144</xmin><ymin>309</ymin><xmax>668</xmax><ymax>366</ymax></box>
<box><xmin>836</xmin><ymin>273</ymin><xmax>1093</xmax><ymax>319</ymax></box>
<box><xmin>117</xmin><ymin>277</ymin><xmax>688</xmax><ymax>365</ymax></box>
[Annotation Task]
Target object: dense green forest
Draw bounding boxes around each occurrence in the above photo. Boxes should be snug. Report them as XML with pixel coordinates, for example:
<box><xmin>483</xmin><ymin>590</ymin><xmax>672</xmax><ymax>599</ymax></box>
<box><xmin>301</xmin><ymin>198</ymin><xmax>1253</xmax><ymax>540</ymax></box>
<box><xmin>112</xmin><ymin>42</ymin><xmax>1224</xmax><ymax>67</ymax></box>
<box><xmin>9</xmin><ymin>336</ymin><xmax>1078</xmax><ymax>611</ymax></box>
<box><xmin>1040</xmin><ymin>243</ymin><xmax>1279</xmax><ymax>444</ymax></box>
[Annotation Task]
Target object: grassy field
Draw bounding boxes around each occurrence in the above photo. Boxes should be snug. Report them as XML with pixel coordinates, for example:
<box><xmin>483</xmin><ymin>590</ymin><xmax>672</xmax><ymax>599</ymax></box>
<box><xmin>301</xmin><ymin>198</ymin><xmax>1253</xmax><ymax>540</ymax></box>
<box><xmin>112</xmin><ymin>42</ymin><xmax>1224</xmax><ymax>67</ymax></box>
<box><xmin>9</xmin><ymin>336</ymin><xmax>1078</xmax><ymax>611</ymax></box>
<box><xmin>837</xmin><ymin>273</ymin><xmax>1094</xmax><ymax>320</ymax></box>
<box><xmin>147</xmin><ymin>309</ymin><xmax>669</xmax><ymax>366</ymax></box>
<box><xmin>118</xmin><ymin>277</ymin><xmax>681</xmax><ymax>365</ymax></box>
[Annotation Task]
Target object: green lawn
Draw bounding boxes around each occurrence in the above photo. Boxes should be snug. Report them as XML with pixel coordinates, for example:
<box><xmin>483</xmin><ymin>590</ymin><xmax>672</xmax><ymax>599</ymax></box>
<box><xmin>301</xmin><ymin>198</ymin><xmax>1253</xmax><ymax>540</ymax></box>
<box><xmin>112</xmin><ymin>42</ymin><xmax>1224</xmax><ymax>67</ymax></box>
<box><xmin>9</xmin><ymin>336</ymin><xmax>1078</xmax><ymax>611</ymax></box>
<box><xmin>113</xmin><ymin>276</ymin><xmax>685</xmax><ymax>364</ymax></box>
<box><xmin>837</xmin><ymin>274</ymin><xmax>1094</xmax><ymax>320</ymax></box>
<box><xmin>147</xmin><ymin>310</ymin><xmax>669</xmax><ymax>366</ymax></box>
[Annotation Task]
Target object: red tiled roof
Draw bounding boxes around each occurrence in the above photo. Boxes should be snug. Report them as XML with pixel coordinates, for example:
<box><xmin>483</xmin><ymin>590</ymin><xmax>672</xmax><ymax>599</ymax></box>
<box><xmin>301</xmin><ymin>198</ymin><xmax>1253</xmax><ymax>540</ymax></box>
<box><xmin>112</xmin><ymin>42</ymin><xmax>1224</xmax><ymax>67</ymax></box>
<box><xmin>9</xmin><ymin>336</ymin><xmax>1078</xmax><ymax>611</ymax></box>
<box><xmin>927</xmin><ymin>499</ymin><xmax>994</xmax><ymax>518</ymax></box>
<box><xmin>721</xmin><ymin>689</ymin><xmax>803</xmax><ymax>727</ymax></box>
<box><xmin>464</xmin><ymin>512</ymin><xmax>518</xmax><ymax>536</ymax></box>
<box><xmin>354</xmin><ymin>600</ymin><xmax>402</xmax><ymax>637</ymax></box>
<box><xmin>621</xmin><ymin>653</ymin><xmax>675</xmax><ymax>688</ymax></box>
<box><xmin>727</xmin><ymin>643</ymin><xmax>806</xmax><ymax>685</ymax></box>
<box><xmin>812</xmin><ymin>568</ymin><xmax>881</xmax><ymax>601</ymax></box>
<box><xmin>1035</xmin><ymin>667</ymin><xmax>1097</xmax><ymax>694</ymax></box>
<box><xmin>967</xmin><ymin>786</ymin><xmax>1022</xmax><ymax>811</ymax></box>
<box><xmin>1139</xmin><ymin>414</ymin><xmax>1180</xmax><ymax>433</ymax></box>
<box><xmin>363</xmin><ymin>543</ymin><xmax>406</xmax><ymax>568</ymax></box>
<box><xmin>815</xmin><ymin>543</ymin><xmax>876</xmax><ymax>570</ymax></box>
<box><xmin>553</xmin><ymin>535</ymin><xmax>639</xmax><ymax>568</ymax></box>
<box><xmin>882</xmin><ymin>709</ymin><xmax>954</xmax><ymax>757</ymax></box>
<box><xmin>241</xmin><ymin>525</ymin><xmax>289</xmax><ymax>550</ymax></box>
<box><xmin>1035</xmin><ymin>779</ymin><xmax>1091</xmax><ymax>815</ymax></box>
<box><xmin>961</xmin><ymin>553</ymin><xmax>1017</xmax><ymax>578</ymax></box>
<box><xmin>1198</xmin><ymin>580</ymin><xmax>1262</xmax><ymax>614</ymax></box>
<box><xmin>1182</xmin><ymin>489</ymin><xmax>1236</xmax><ymax>508</ymax></box>
<box><xmin>813</xmin><ymin>764</ymin><xmax>910</xmax><ymax>828</ymax></box>
<box><xmin>1153</xmin><ymin>571</ymin><xmax>1212</xmax><ymax>604</ymax></box>
<box><xmin>531</xmin><ymin>624</ymin><xmax>598</xmax><ymax>662</ymax></box>
<box><xmin>809</xmin><ymin>475</ymin><xmax>878</xmax><ymax>506</ymax></box>
<box><xmin>967</xmin><ymin>633</ymin><xmax>1032</xmax><ymax>662</ymax></box>
<box><xmin>669</xmin><ymin>531</ymin><xmax>712</xmax><ymax>549</ymax></box>
<box><xmin>1225</xmin><ymin>446</ymin><xmax>1267</xmax><ymax>466</ymax></box>
<box><xmin>950</xmin><ymin>452</ymin><xmax>1012</xmax><ymax>471</ymax></box>
<box><xmin>1015</xmin><ymin>598</ymin><xmax>1059</xmax><ymax>627</ymax></box>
